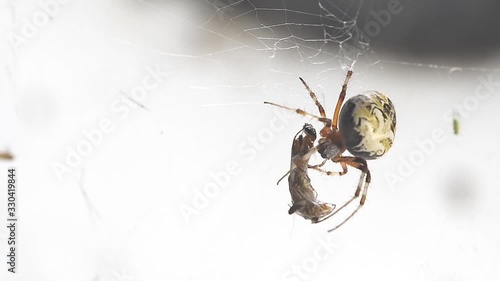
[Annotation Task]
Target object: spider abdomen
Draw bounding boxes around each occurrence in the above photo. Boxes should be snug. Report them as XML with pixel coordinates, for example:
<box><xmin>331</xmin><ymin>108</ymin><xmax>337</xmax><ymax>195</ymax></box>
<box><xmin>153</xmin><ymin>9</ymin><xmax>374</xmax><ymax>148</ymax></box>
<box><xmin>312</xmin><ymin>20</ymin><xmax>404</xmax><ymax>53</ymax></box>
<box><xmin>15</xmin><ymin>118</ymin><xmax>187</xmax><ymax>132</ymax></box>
<box><xmin>339</xmin><ymin>91</ymin><xmax>396</xmax><ymax>160</ymax></box>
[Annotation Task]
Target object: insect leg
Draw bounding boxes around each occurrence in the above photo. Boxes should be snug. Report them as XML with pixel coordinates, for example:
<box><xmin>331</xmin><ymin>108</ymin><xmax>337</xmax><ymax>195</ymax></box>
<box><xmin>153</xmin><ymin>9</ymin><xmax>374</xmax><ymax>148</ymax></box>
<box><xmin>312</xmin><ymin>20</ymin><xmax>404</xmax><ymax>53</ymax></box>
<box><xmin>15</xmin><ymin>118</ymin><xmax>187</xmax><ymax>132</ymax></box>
<box><xmin>276</xmin><ymin>170</ymin><xmax>290</xmax><ymax>185</ymax></box>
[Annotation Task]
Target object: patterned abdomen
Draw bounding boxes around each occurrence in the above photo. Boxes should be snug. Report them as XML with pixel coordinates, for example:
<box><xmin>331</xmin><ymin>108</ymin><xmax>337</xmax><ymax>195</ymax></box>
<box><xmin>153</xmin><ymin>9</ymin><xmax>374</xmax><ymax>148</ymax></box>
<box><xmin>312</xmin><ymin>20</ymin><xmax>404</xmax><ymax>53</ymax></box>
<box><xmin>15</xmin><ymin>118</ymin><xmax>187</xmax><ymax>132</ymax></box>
<box><xmin>339</xmin><ymin>91</ymin><xmax>397</xmax><ymax>160</ymax></box>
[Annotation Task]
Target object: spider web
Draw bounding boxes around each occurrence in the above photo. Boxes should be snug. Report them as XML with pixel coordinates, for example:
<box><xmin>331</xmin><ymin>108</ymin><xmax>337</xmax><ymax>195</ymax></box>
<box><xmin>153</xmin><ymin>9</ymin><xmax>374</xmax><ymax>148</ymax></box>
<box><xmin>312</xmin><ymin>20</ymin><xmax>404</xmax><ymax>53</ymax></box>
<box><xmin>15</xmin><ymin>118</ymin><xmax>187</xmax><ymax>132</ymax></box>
<box><xmin>126</xmin><ymin>0</ymin><xmax>500</xmax><ymax>99</ymax></box>
<box><xmin>202</xmin><ymin>0</ymin><xmax>369</xmax><ymax>67</ymax></box>
<box><xmin>136</xmin><ymin>0</ymin><xmax>373</xmax><ymax>80</ymax></box>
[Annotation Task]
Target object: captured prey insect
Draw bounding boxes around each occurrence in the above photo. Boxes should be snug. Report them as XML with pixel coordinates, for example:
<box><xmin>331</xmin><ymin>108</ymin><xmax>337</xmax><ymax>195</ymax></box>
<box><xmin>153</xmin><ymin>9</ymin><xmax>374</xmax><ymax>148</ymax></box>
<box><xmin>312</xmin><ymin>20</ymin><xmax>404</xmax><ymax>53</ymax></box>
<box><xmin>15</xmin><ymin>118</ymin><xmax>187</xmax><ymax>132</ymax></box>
<box><xmin>265</xmin><ymin>70</ymin><xmax>397</xmax><ymax>231</ymax></box>
<box><xmin>277</xmin><ymin>123</ymin><xmax>336</xmax><ymax>223</ymax></box>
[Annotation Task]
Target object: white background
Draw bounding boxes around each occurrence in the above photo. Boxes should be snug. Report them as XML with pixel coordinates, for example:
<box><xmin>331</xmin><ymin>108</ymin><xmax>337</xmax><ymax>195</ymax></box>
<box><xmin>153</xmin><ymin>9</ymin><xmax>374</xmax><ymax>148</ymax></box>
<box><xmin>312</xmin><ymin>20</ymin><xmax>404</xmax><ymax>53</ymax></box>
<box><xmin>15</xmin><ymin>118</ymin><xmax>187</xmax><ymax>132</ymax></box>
<box><xmin>1</xmin><ymin>1</ymin><xmax>500</xmax><ymax>281</ymax></box>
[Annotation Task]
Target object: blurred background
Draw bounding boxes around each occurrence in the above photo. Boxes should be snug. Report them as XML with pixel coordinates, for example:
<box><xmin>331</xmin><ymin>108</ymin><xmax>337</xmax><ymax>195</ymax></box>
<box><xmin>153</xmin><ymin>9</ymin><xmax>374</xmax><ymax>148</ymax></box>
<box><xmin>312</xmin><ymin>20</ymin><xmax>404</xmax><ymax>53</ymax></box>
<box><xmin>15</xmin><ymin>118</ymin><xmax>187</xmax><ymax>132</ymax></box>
<box><xmin>0</xmin><ymin>0</ymin><xmax>499</xmax><ymax>281</ymax></box>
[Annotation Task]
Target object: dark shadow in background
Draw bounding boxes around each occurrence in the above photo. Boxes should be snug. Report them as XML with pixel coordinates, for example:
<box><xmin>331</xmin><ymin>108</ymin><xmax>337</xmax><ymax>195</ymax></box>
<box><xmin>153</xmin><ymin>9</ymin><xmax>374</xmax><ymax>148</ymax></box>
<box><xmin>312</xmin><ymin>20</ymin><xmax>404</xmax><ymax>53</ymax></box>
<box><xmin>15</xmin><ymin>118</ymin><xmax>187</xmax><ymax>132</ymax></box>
<box><xmin>236</xmin><ymin>0</ymin><xmax>500</xmax><ymax>64</ymax></box>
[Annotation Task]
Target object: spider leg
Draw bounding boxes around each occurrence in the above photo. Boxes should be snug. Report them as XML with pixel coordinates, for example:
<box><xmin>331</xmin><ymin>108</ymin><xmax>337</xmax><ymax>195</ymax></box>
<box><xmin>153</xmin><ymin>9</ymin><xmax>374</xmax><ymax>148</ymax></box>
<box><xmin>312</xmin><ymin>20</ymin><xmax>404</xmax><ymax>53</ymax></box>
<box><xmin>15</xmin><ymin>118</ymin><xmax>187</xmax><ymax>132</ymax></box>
<box><xmin>299</xmin><ymin>77</ymin><xmax>326</xmax><ymax>118</ymax></box>
<box><xmin>308</xmin><ymin>159</ymin><xmax>330</xmax><ymax>173</ymax></box>
<box><xmin>309</xmin><ymin>160</ymin><xmax>348</xmax><ymax>176</ymax></box>
<box><xmin>332</xmin><ymin>70</ymin><xmax>353</xmax><ymax>130</ymax></box>
<box><xmin>308</xmin><ymin>166</ymin><xmax>344</xmax><ymax>176</ymax></box>
<box><xmin>264</xmin><ymin>102</ymin><xmax>331</xmax><ymax>126</ymax></box>
<box><xmin>337</xmin><ymin>157</ymin><xmax>371</xmax><ymax>205</ymax></box>
<box><xmin>327</xmin><ymin>204</ymin><xmax>363</xmax><ymax>232</ymax></box>
<box><xmin>326</xmin><ymin>156</ymin><xmax>371</xmax><ymax>232</ymax></box>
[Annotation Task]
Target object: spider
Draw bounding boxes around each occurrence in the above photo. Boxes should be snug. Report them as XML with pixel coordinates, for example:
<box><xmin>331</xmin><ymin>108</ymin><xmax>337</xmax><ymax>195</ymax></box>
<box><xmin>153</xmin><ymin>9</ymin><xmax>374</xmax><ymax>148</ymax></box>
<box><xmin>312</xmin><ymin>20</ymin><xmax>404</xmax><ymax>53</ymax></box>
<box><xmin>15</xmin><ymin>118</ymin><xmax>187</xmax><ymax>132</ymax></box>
<box><xmin>281</xmin><ymin>123</ymin><xmax>337</xmax><ymax>223</ymax></box>
<box><xmin>265</xmin><ymin>70</ymin><xmax>396</xmax><ymax>231</ymax></box>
